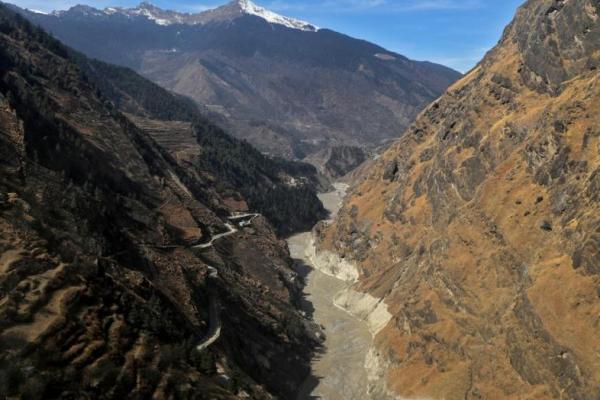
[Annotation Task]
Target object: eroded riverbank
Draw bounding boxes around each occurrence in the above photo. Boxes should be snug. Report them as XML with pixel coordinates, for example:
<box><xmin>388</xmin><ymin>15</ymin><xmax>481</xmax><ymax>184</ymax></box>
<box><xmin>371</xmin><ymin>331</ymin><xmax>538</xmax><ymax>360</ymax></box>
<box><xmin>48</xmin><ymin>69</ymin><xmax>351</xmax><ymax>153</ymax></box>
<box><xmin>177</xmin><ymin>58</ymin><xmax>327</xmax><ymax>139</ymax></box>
<box><xmin>287</xmin><ymin>184</ymin><xmax>372</xmax><ymax>400</ymax></box>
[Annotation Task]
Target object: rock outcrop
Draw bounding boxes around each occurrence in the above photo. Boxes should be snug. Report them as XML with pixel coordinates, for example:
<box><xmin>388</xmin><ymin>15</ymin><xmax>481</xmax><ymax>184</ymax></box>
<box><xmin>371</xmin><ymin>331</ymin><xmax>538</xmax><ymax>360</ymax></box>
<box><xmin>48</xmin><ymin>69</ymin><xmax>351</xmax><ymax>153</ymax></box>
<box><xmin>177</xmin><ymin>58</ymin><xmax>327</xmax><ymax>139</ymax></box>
<box><xmin>305</xmin><ymin>145</ymin><xmax>368</xmax><ymax>180</ymax></box>
<box><xmin>320</xmin><ymin>0</ymin><xmax>600</xmax><ymax>398</ymax></box>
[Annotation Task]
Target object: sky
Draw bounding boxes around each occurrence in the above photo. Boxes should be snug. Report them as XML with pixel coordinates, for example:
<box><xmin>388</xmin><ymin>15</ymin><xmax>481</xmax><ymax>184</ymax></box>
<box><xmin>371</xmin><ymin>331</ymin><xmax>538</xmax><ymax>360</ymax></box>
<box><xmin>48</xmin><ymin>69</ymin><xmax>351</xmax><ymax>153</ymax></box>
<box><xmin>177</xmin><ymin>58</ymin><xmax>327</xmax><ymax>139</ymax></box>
<box><xmin>8</xmin><ymin>0</ymin><xmax>524</xmax><ymax>72</ymax></box>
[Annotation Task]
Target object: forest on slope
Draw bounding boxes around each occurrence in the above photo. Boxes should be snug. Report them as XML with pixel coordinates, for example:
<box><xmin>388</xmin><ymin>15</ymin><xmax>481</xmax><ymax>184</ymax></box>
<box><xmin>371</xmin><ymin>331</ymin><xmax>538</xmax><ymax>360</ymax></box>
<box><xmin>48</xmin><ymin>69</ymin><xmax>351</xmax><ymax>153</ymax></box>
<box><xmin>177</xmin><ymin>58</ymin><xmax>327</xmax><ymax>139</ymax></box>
<box><xmin>71</xmin><ymin>52</ymin><xmax>328</xmax><ymax>236</ymax></box>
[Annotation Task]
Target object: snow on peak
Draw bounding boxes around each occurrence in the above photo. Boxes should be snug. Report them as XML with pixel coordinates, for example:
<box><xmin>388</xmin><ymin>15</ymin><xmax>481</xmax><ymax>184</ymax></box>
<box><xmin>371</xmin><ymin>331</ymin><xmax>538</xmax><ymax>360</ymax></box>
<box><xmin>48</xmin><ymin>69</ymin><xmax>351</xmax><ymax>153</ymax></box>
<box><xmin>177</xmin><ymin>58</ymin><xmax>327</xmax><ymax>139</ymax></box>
<box><xmin>99</xmin><ymin>3</ymin><xmax>186</xmax><ymax>26</ymax></box>
<box><xmin>50</xmin><ymin>1</ymin><xmax>319</xmax><ymax>31</ymax></box>
<box><xmin>234</xmin><ymin>0</ymin><xmax>319</xmax><ymax>31</ymax></box>
<box><xmin>27</xmin><ymin>8</ymin><xmax>48</xmax><ymax>15</ymax></box>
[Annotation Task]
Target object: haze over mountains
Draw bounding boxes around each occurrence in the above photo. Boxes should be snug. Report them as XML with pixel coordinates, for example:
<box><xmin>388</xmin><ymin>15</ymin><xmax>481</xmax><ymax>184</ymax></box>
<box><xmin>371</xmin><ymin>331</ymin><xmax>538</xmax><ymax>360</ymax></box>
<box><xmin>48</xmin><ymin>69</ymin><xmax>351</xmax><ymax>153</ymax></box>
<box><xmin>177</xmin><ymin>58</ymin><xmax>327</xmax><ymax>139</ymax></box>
<box><xmin>12</xmin><ymin>0</ymin><xmax>461</xmax><ymax>158</ymax></box>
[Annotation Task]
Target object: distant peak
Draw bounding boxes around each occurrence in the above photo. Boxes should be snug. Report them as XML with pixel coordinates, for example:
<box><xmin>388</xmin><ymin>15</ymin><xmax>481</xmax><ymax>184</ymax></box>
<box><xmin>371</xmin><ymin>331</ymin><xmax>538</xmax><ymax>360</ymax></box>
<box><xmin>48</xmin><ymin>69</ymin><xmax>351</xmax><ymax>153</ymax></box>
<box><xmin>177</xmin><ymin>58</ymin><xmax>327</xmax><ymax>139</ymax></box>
<box><xmin>107</xmin><ymin>2</ymin><xmax>187</xmax><ymax>26</ymax></box>
<box><xmin>137</xmin><ymin>2</ymin><xmax>158</xmax><ymax>10</ymax></box>
<box><xmin>223</xmin><ymin>0</ymin><xmax>319</xmax><ymax>31</ymax></box>
<box><xmin>55</xmin><ymin>4</ymin><xmax>106</xmax><ymax>17</ymax></box>
<box><xmin>232</xmin><ymin>0</ymin><xmax>257</xmax><ymax>10</ymax></box>
<box><xmin>69</xmin><ymin>4</ymin><xmax>98</xmax><ymax>12</ymax></box>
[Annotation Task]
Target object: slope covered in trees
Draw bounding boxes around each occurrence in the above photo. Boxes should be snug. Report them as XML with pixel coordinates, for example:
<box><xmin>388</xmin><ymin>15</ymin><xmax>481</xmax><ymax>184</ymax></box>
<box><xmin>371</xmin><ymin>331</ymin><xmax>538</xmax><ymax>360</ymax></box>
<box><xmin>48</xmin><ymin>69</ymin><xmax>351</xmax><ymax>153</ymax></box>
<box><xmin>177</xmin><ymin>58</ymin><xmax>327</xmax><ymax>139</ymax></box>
<box><xmin>66</xmin><ymin>44</ymin><xmax>328</xmax><ymax>236</ymax></box>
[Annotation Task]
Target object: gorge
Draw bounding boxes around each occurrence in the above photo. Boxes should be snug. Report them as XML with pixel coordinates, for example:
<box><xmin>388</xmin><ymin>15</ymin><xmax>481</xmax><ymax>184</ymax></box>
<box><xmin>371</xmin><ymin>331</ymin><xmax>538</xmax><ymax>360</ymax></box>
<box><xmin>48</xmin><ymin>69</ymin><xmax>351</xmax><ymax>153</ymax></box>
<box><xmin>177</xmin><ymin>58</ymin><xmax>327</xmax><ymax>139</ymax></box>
<box><xmin>1</xmin><ymin>0</ymin><xmax>600</xmax><ymax>399</ymax></box>
<box><xmin>288</xmin><ymin>184</ymin><xmax>375</xmax><ymax>400</ymax></box>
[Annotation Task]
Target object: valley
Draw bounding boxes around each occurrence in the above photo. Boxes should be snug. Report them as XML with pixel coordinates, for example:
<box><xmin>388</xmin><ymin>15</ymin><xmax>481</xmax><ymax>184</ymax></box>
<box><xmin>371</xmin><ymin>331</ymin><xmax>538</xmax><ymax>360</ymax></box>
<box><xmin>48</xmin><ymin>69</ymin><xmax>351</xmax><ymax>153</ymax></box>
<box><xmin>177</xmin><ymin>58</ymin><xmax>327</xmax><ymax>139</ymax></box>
<box><xmin>1</xmin><ymin>0</ymin><xmax>600</xmax><ymax>399</ymax></box>
<box><xmin>288</xmin><ymin>184</ymin><xmax>373</xmax><ymax>400</ymax></box>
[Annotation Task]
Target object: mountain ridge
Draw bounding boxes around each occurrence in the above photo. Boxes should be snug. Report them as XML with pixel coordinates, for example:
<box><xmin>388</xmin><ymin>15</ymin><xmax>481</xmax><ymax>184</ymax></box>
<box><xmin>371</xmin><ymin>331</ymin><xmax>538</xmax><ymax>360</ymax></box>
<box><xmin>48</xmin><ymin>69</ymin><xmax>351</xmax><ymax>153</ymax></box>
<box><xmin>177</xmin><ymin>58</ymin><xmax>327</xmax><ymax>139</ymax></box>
<box><xmin>11</xmin><ymin>0</ymin><xmax>461</xmax><ymax>158</ymax></box>
<box><xmin>68</xmin><ymin>52</ymin><xmax>330</xmax><ymax>236</ymax></box>
<box><xmin>47</xmin><ymin>0</ymin><xmax>320</xmax><ymax>31</ymax></box>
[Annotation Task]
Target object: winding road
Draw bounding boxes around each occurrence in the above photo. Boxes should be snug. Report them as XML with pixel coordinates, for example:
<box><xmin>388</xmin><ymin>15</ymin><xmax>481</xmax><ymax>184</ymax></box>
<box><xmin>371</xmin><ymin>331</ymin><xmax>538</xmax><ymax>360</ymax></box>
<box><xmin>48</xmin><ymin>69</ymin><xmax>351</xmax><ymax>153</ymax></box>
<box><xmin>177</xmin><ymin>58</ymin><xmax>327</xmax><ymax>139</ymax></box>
<box><xmin>193</xmin><ymin>212</ymin><xmax>260</xmax><ymax>351</ymax></box>
<box><xmin>193</xmin><ymin>213</ymin><xmax>260</xmax><ymax>250</ymax></box>
<box><xmin>196</xmin><ymin>289</ymin><xmax>221</xmax><ymax>351</ymax></box>
<box><xmin>194</xmin><ymin>187</ymin><xmax>372</xmax><ymax>399</ymax></box>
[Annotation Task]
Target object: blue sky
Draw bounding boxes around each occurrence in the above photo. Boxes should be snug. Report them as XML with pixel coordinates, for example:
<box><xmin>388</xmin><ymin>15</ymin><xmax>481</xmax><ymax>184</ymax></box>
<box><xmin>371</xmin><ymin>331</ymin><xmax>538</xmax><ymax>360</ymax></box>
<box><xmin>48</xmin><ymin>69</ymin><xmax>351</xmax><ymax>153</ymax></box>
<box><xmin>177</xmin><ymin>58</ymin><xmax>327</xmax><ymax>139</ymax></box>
<box><xmin>9</xmin><ymin>0</ymin><xmax>524</xmax><ymax>72</ymax></box>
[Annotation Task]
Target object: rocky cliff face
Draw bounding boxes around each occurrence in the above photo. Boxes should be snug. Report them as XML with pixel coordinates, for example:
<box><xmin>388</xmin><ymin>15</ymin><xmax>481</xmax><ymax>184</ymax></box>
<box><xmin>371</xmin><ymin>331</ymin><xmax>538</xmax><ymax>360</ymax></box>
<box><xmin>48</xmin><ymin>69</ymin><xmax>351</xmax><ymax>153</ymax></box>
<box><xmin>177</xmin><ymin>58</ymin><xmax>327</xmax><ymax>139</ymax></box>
<box><xmin>304</xmin><ymin>145</ymin><xmax>368</xmax><ymax>180</ymax></box>
<box><xmin>319</xmin><ymin>0</ymin><xmax>600</xmax><ymax>398</ymax></box>
<box><xmin>0</xmin><ymin>7</ymin><xmax>317</xmax><ymax>399</ymax></box>
<box><xmin>13</xmin><ymin>1</ymin><xmax>461</xmax><ymax>159</ymax></box>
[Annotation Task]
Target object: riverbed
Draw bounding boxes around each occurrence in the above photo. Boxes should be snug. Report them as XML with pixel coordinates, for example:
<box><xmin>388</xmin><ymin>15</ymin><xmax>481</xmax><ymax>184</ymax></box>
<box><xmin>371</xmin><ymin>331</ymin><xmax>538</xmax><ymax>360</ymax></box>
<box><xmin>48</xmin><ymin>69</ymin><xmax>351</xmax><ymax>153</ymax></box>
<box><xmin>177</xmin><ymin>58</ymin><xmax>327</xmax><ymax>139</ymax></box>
<box><xmin>287</xmin><ymin>184</ymin><xmax>372</xmax><ymax>400</ymax></box>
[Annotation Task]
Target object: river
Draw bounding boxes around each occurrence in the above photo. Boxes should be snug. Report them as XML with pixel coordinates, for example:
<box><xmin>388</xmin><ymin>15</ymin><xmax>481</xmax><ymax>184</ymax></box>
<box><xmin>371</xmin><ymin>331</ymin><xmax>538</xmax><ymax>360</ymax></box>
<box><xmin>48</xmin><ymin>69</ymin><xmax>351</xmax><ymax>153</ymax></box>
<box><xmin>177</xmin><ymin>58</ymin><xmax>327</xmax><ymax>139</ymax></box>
<box><xmin>287</xmin><ymin>183</ymin><xmax>372</xmax><ymax>400</ymax></box>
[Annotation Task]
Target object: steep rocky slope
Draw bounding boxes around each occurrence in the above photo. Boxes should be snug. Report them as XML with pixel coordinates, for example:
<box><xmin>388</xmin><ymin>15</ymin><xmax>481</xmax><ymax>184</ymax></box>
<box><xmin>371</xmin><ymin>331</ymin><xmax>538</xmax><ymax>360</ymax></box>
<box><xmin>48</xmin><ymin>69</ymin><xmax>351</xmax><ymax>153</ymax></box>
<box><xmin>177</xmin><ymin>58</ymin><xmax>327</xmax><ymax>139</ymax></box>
<box><xmin>13</xmin><ymin>0</ymin><xmax>461</xmax><ymax>158</ymax></box>
<box><xmin>0</xmin><ymin>7</ymin><xmax>318</xmax><ymax>398</ymax></box>
<box><xmin>318</xmin><ymin>0</ymin><xmax>600</xmax><ymax>398</ymax></box>
<box><xmin>304</xmin><ymin>145</ymin><xmax>368</xmax><ymax>180</ymax></box>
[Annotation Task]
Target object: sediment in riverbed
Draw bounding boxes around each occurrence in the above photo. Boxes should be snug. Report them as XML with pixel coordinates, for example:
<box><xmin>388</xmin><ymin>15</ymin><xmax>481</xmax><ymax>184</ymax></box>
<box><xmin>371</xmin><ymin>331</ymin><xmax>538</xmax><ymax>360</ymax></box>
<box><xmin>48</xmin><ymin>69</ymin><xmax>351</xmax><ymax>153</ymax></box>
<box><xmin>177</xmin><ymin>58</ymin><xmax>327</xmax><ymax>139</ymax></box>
<box><xmin>294</xmin><ymin>183</ymin><xmax>393</xmax><ymax>399</ymax></box>
<box><xmin>305</xmin><ymin>237</ymin><xmax>391</xmax><ymax>337</ymax></box>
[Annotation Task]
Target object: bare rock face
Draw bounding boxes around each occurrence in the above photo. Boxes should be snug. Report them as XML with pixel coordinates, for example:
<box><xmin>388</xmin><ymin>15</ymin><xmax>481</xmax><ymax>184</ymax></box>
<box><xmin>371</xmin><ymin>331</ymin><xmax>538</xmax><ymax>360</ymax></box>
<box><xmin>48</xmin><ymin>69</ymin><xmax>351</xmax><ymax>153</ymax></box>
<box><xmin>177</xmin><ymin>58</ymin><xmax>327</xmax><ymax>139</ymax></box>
<box><xmin>320</xmin><ymin>0</ymin><xmax>600</xmax><ymax>398</ymax></box>
<box><xmin>305</xmin><ymin>145</ymin><xmax>368</xmax><ymax>180</ymax></box>
<box><xmin>0</xmin><ymin>7</ymin><xmax>315</xmax><ymax>399</ymax></box>
<box><xmin>513</xmin><ymin>0</ymin><xmax>600</xmax><ymax>94</ymax></box>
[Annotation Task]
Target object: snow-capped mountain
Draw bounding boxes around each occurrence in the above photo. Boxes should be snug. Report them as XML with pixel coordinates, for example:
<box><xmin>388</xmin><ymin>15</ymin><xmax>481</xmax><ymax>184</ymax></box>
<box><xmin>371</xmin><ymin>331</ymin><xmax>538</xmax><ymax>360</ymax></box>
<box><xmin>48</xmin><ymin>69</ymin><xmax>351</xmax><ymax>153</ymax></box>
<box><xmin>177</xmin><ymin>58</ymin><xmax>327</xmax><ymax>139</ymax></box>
<box><xmin>12</xmin><ymin>0</ymin><xmax>460</xmax><ymax>158</ymax></box>
<box><xmin>103</xmin><ymin>2</ymin><xmax>188</xmax><ymax>26</ymax></box>
<box><xmin>186</xmin><ymin>0</ymin><xmax>319</xmax><ymax>31</ymax></box>
<box><xmin>232</xmin><ymin>0</ymin><xmax>318</xmax><ymax>31</ymax></box>
<box><xmin>50</xmin><ymin>0</ymin><xmax>318</xmax><ymax>31</ymax></box>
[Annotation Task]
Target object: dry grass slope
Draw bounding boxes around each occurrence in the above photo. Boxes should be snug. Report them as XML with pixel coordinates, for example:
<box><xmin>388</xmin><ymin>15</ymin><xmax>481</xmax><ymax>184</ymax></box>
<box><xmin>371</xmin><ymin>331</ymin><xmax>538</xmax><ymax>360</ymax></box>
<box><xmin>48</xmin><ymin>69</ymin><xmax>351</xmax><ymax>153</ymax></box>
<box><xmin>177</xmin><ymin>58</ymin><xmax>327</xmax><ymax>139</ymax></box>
<box><xmin>320</xmin><ymin>0</ymin><xmax>600</xmax><ymax>398</ymax></box>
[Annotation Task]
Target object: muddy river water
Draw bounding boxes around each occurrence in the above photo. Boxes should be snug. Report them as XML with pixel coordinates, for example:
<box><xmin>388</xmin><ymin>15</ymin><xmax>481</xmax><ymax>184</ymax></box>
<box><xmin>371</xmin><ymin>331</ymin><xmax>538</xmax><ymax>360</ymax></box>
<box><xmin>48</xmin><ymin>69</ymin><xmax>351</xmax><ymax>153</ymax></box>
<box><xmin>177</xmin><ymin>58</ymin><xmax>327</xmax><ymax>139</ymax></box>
<box><xmin>287</xmin><ymin>184</ymin><xmax>372</xmax><ymax>400</ymax></box>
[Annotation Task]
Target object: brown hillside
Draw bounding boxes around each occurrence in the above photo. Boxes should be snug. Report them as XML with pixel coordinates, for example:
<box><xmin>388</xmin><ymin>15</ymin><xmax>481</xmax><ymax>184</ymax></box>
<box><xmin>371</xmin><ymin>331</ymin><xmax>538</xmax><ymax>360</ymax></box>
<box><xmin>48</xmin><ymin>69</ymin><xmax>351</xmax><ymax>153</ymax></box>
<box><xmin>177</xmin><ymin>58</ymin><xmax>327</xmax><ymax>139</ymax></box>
<box><xmin>320</xmin><ymin>0</ymin><xmax>600</xmax><ymax>398</ymax></box>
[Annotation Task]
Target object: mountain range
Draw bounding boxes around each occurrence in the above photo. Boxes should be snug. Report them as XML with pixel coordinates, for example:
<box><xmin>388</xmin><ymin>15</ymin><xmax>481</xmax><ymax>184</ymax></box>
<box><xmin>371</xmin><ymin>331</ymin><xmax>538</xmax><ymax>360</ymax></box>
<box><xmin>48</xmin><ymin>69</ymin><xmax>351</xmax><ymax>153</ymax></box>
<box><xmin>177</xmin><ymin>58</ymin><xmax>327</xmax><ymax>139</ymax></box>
<box><xmin>12</xmin><ymin>0</ymin><xmax>461</xmax><ymax>158</ymax></box>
